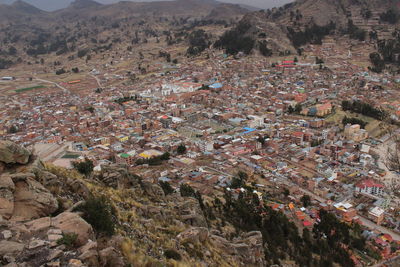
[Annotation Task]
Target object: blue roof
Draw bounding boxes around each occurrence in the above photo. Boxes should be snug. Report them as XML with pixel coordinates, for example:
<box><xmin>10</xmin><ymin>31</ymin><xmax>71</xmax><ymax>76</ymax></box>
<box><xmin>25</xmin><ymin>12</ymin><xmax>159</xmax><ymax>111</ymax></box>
<box><xmin>209</xmin><ymin>83</ymin><xmax>223</xmax><ymax>89</ymax></box>
<box><xmin>243</xmin><ymin>127</ymin><xmax>256</xmax><ymax>134</ymax></box>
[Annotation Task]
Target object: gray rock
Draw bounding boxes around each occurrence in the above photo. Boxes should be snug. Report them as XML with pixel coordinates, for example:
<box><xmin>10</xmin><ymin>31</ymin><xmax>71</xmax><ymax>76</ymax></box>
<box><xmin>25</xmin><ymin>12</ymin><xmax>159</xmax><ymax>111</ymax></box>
<box><xmin>177</xmin><ymin>227</ymin><xmax>209</xmax><ymax>244</ymax></box>
<box><xmin>47</xmin><ymin>249</ymin><xmax>63</xmax><ymax>261</ymax></box>
<box><xmin>25</xmin><ymin>217</ymin><xmax>51</xmax><ymax>233</ymax></box>
<box><xmin>142</xmin><ymin>181</ymin><xmax>165</xmax><ymax>199</ymax></box>
<box><xmin>28</xmin><ymin>239</ymin><xmax>47</xmax><ymax>249</ymax></box>
<box><xmin>0</xmin><ymin>240</ymin><xmax>25</xmax><ymax>256</ymax></box>
<box><xmin>0</xmin><ymin>141</ymin><xmax>31</xmax><ymax>165</ymax></box>
<box><xmin>2</xmin><ymin>230</ymin><xmax>12</xmax><ymax>239</ymax></box>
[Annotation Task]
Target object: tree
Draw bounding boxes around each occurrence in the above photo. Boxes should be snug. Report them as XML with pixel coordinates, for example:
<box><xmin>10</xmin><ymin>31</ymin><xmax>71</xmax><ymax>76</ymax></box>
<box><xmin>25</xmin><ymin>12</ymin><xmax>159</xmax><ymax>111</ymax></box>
<box><xmin>85</xmin><ymin>106</ymin><xmax>95</xmax><ymax>113</ymax></box>
<box><xmin>71</xmin><ymin>67</ymin><xmax>79</xmax><ymax>73</ymax></box>
<box><xmin>294</xmin><ymin>103</ymin><xmax>302</xmax><ymax>113</ymax></box>
<box><xmin>187</xmin><ymin>29</ymin><xmax>208</xmax><ymax>56</ymax></box>
<box><xmin>369</xmin><ymin>52</ymin><xmax>385</xmax><ymax>73</ymax></box>
<box><xmin>8</xmin><ymin>125</ymin><xmax>18</xmax><ymax>134</ymax></box>
<box><xmin>75</xmin><ymin>196</ymin><xmax>115</xmax><ymax>236</ymax></box>
<box><xmin>214</xmin><ymin>21</ymin><xmax>255</xmax><ymax>55</ymax></box>
<box><xmin>238</xmin><ymin>171</ymin><xmax>248</xmax><ymax>180</ymax></box>
<box><xmin>315</xmin><ymin>57</ymin><xmax>324</xmax><ymax>64</ymax></box>
<box><xmin>258</xmin><ymin>41</ymin><xmax>272</xmax><ymax>57</ymax></box>
<box><xmin>180</xmin><ymin>183</ymin><xmax>196</xmax><ymax>197</ymax></box>
<box><xmin>177</xmin><ymin>144</ymin><xmax>187</xmax><ymax>154</ymax></box>
<box><xmin>257</xmin><ymin>136</ymin><xmax>265</xmax><ymax>145</ymax></box>
<box><xmin>283</xmin><ymin>188</ymin><xmax>290</xmax><ymax>197</ymax></box>
<box><xmin>77</xmin><ymin>49</ymin><xmax>88</xmax><ymax>58</ymax></box>
<box><xmin>8</xmin><ymin>46</ymin><xmax>17</xmax><ymax>55</ymax></box>
<box><xmin>380</xmin><ymin>9</ymin><xmax>399</xmax><ymax>24</ymax></box>
<box><xmin>72</xmin><ymin>158</ymin><xmax>94</xmax><ymax>176</ymax></box>
<box><xmin>300</xmin><ymin>194</ymin><xmax>311</xmax><ymax>207</ymax></box>
<box><xmin>55</xmin><ymin>68</ymin><xmax>66</xmax><ymax>75</ymax></box>
<box><xmin>159</xmin><ymin>181</ymin><xmax>174</xmax><ymax>195</ymax></box>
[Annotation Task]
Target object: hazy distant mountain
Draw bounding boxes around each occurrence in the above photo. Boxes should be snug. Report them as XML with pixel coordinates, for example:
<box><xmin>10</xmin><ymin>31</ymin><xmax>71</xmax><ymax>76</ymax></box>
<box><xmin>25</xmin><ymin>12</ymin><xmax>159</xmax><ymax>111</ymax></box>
<box><xmin>0</xmin><ymin>0</ymin><xmax>289</xmax><ymax>11</ymax></box>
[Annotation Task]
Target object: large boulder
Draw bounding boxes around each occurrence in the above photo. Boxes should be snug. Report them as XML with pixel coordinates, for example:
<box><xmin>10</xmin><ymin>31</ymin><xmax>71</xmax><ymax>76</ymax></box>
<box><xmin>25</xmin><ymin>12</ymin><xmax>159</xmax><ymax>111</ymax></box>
<box><xmin>176</xmin><ymin>198</ymin><xmax>207</xmax><ymax>227</ymax></box>
<box><xmin>0</xmin><ymin>174</ymin><xmax>15</xmax><ymax>219</ymax></box>
<box><xmin>141</xmin><ymin>181</ymin><xmax>165</xmax><ymax>199</ymax></box>
<box><xmin>11</xmin><ymin>173</ymin><xmax>58</xmax><ymax>221</ymax></box>
<box><xmin>177</xmin><ymin>227</ymin><xmax>209</xmax><ymax>244</ymax></box>
<box><xmin>96</xmin><ymin>164</ymin><xmax>138</xmax><ymax>189</ymax></box>
<box><xmin>209</xmin><ymin>231</ymin><xmax>265</xmax><ymax>266</ymax></box>
<box><xmin>0</xmin><ymin>240</ymin><xmax>25</xmax><ymax>256</ymax></box>
<box><xmin>52</xmin><ymin>212</ymin><xmax>95</xmax><ymax>246</ymax></box>
<box><xmin>25</xmin><ymin>217</ymin><xmax>51</xmax><ymax>234</ymax></box>
<box><xmin>0</xmin><ymin>141</ymin><xmax>31</xmax><ymax>165</ymax></box>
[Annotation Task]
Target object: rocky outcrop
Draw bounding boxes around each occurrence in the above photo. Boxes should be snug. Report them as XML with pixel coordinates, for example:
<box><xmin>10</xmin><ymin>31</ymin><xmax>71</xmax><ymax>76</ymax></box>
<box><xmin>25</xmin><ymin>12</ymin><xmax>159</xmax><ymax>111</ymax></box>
<box><xmin>0</xmin><ymin>174</ymin><xmax>15</xmax><ymax>218</ymax></box>
<box><xmin>176</xmin><ymin>198</ymin><xmax>207</xmax><ymax>227</ymax></box>
<box><xmin>0</xmin><ymin>141</ymin><xmax>31</xmax><ymax>165</ymax></box>
<box><xmin>176</xmin><ymin>227</ymin><xmax>265</xmax><ymax>266</ymax></box>
<box><xmin>95</xmin><ymin>164</ymin><xmax>138</xmax><ymax>189</ymax></box>
<box><xmin>177</xmin><ymin>227</ymin><xmax>209</xmax><ymax>244</ymax></box>
<box><xmin>52</xmin><ymin>212</ymin><xmax>95</xmax><ymax>246</ymax></box>
<box><xmin>0</xmin><ymin>172</ymin><xmax>58</xmax><ymax>221</ymax></box>
<box><xmin>11</xmin><ymin>173</ymin><xmax>58</xmax><ymax>221</ymax></box>
<box><xmin>0</xmin><ymin>141</ymin><xmax>268</xmax><ymax>267</ymax></box>
<box><xmin>210</xmin><ymin>231</ymin><xmax>265</xmax><ymax>266</ymax></box>
<box><xmin>141</xmin><ymin>181</ymin><xmax>165</xmax><ymax>200</ymax></box>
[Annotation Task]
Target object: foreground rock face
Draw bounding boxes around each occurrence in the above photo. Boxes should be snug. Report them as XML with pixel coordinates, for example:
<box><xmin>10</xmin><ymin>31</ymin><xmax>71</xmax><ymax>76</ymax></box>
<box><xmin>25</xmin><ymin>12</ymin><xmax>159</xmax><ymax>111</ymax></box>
<box><xmin>0</xmin><ymin>172</ymin><xmax>58</xmax><ymax>221</ymax></box>
<box><xmin>11</xmin><ymin>173</ymin><xmax>58</xmax><ymax>221</ymax></box>
<box><xmin>0</xmin><ymin>141</ymin><xmax>31</xmax><ymax>165</ymax></box>
<box><xmin>0</xmin><ymin>142</ymin><xmax>268</xmax><ymax>266</ymax></box>
<box><xmin>52</xmin><ymin>212</ymin><xmax>95</xmax><ymax>246</ymax></box>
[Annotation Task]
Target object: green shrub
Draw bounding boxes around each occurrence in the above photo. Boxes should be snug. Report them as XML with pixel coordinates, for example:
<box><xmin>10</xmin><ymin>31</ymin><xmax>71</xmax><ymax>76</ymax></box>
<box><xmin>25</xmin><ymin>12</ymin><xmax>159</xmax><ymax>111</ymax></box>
<box><xmin>164</xmin><ymin>249</ymin><xmax>182</xmax><ymax>260</ymax></box>
<box><xmin>75</xmin><ymin>196</ymin><xmax>115</xmax><ymax>236</ymax></box>
<box><xmin>57</xmin><ymin>233</ymin><xmax>78</xmax><ymax>248</ymax></box>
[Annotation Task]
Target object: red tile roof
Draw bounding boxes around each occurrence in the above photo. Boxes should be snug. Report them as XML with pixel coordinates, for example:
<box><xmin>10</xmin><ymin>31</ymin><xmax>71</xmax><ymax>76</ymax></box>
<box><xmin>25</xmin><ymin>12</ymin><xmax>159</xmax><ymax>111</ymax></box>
<box><xmin>356</xmin><ymin>178</ymin><xmax>384</xmax><ymax>189</ymax></box>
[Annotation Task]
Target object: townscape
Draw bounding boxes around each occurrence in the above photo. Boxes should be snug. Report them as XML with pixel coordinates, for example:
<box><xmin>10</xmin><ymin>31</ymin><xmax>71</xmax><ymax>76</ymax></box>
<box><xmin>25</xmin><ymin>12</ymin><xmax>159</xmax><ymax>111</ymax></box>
<box><xmin>1</xmin><ymin>0</ymin><xmax>400</xmax><ymax>266</ymax></box>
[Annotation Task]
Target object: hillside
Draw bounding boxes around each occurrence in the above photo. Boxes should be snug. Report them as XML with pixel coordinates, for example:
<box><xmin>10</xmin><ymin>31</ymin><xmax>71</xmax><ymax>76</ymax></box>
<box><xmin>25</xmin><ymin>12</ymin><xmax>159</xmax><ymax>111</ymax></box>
<box><xmin>0</xmin><ymin>0</ymin><xmax>253</xmax><ymax>70</ymax></box>
<box><xmin>214</xmin><ymin>0</ymin><xmax>400</xmax><ymax>71</ymax></box>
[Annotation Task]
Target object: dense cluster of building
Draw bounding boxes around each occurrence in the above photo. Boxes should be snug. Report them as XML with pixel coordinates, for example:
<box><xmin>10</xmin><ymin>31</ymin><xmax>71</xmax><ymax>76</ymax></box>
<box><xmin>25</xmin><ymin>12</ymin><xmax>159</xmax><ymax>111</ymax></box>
<box><xmin>1</xmin><ymin>42</ymin><xmax>400</xmax><ymax>263</ymax></box>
